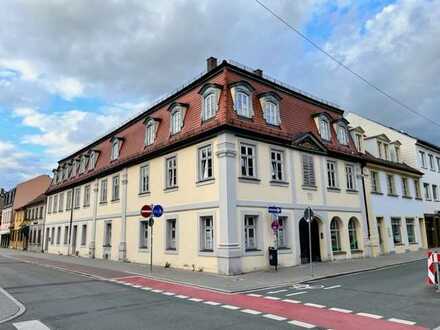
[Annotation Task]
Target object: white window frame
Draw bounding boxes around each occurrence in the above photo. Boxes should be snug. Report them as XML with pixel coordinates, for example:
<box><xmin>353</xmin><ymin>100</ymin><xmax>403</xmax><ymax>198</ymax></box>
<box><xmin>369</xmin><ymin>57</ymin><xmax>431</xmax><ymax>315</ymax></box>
<box><xmin>424</xmin><ymin>182</ymin><xmax>431</xmax><ymax>200</ymax></box>
<box><xmin>48</xmin><ymin>196</ymin><xmax>53</xmax><ymax>214</ymax></box>
<box><xmin>170</xmin><ymin>107</ymin><xmax>184</xmax><ymax>135</ymax></box>
<box><xmin>414</xmin><ymin>179</ymin><xmax>421</xmax><ymax>199</ymax></box>
<box><xmin>429</xmin><ymin>154</ymin><xmax>435</xmax><ymax>171</ymax></box>
<box><xmin>202</xmin><ymin>92</ymin><xmax>217</xmax><ymax>121</ymax></box>
<box><xmin>66</xmin><ymin>190</ymin><xmax>73</xmax><ymax>210</ymax></box>
<box><xmin>112</xmin><ymin>175</ymin><xmax>120</xmax><ymax>201</ymax></box>
<box><xmin>433</xmin><ymin>184</ymin><xmax>438</xmax><ymax>201</ymax></box>
<box><xmin>139</xmin><ymin>220</ymin><xmax>149</xmax><ymax>249</ymax></box>
<box><xmin>402</xmin><ymin>177</ymin><xmax>410</xmax><ymax>197</ymax></box>
<box><xmin>391</xmin><ymin>218</ymin><xmax>402</xmax><ymax>244</ymax></box>
<box><xmin>74</xmin><ymin>187</ymin><xmax>81</xmax><ymax>209</ymax></box>
<box><xmin>240</xmin><ymin>143</ymin><xmax>257</xmax><ymax>178</ymax></box>
<box><xmin>420</xmin><ymin>151</ymin><xmax>426</xmax><ymax>168</ymax></box>
<box><xmin>111</xmin><ymin>140</ymin><xmax>120</xmax><ymax>161</ymax></box>
<box><xmin>198</xmin><ymin>145</ymin><xmax>213</xmax><ymax>181</ymax></box>
<box><xmin>81</xmin><ymin>224</ymin><xmax>87</xmax><ymax>246</ymax></box>
<box><xmin>64</xmin><ymin>226</ymin><xmax>69</xmax><ymax>245</ymax></box>
<box><xmin>100</xmin><ymin>179</ymin><xmax>108</xmax><ymax>203</ymax></box>
<box><xmin>235</xmin><ymin>90</ymin><xmax>251</xmax><ymax>118</ymax></box>
<box><xmin>89</xmin><ymin>151</ymin><xmax>97</xmax><ymax>171</ymax></box>
<box><xmin>58</xmin><ymin>193</ymin><xmax>64</xmax><ymax>212</ymax></box>
<box><xmin>261</xmin><ymin>97</ymin><xmax>280</xmax><ymax>126</ymax></box>
<box><xmin>144</xmin><ymin>119</ymin><xmax>157</xmax><ymax>146</ymax></box>
<box><xmin>345</xmin><ymin>164</ymin><xmax>356</xmax><ymax>190</ymax></box>
<box><xmin>139</xmin><ymin>164</ymin><xmax>150</xmax><ymax>194</ymax></box>
<box><xmin>330</xmin><ymin>218</ymin><xmax>341</xmax><ymax>252</ymax></box>
<box><xmin>104</xmin><ymin>221</ymin><xmax>112</xmax><ymax>247</ymax></box>
<box><xmin>200</xmin><ymin>215</ymin><xmax>214</xmax><ymax>252</ymax></box>
<box><xmin>53</xmin><ymin>194</ymin><xmax>58</xmax><ymax>213</ymax></box>
<box><xmin>336</xmin><ymin>125</ymin><xmax>348</xmax><ymax>145</ymax></box>
<box><xmin>302</xmin><ymin>154</ymin><xmax>316</xmax><ymax>187</ymax></box>
<box><xmin>406</xmin><ymin>218</ymin><xmax>416</xmax><ymax>244</ymax></box>
<box><xmin>83</xmin><ymin>184</ymin><xmax>90</xmax><ymax>207</ymax></box>
<box><xmin>165</xmin><ymin>156</ymin><xmax>177</xmax><ymax>189</ymax></box>
<box><xmin>348</xmin><ymin>218</ymin><xmax>359</xmax><ymax>250</ymax></box>
<box><xmin>244</xmin><ymin>215</ymin><xmax>258</xmax><ymax>251</ymax></box>
<box><xmin>327</xmin><ymin>160</ymin><xmax>338</xmax><ymax>188</ymax></box>
<box><xmin>277</xmin><ymin>216</ymin><xmax>288</xmax><ymax>249</ymax></box>
<box><xmin>271</xmin><ymin>149</ymin><xmax>284</xmax><ymax>181</ymax></box>
<box><xmin>166</xmin><ymin>218</ymin><xmax>177</xmax><ymax>251</ymax></box>
<box><xmin>319</xmin><ymin>116</ymin><xmax>331</xmax><ymax>141</ymax></box>
<box><xmin>387</xmin><ymin>174</ymin><xmax>396</xmax><ymax>195</ymax></box>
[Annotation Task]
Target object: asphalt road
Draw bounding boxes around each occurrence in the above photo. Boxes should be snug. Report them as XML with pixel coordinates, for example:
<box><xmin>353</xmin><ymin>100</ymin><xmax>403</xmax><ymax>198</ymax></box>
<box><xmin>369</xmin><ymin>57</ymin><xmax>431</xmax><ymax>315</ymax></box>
<box><xmin>249</xmin><ymin>260</ymin><xmax>440</xmax><ymax>329</ymax></box>
<box><xmin>0</xmin><ymin>256</ymin><xmax>317</xmax><ymax>330</ymax></box>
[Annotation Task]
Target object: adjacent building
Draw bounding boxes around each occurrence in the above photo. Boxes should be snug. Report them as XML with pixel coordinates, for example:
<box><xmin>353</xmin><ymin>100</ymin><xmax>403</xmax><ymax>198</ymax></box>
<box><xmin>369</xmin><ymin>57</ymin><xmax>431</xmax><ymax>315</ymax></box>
<box><xmin>347</xmin><ymin>113</ymin><xmax>440</xmax><ymax>249</ymax></box>
<box><xmin>44</xmin><ymin>58</ymin><xmax>371</xmax><ymax>275</ymax></box>
<box><xmin>0</xmin><ymin>188</ymin><xmax>15</xmax><ymax>248</ymax></box>
<box><xmin>23</xmin><ymin>194</ymin><xmax>47</xmax><ymax>253</ymax></box>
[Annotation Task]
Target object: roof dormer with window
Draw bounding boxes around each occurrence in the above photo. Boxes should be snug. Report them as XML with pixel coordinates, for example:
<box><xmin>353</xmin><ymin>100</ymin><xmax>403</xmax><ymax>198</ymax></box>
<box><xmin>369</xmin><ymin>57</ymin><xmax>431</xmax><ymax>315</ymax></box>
<box><xmin>198</xmin><ymin>83</ymin><xmax>222</xmax><ymax>122</ymax></box>
<box><xmin>88</xmin><ymin>150</ymin><xmax>99</xmax><ymax>171</ymax></box>
<box><xmin>168</xmin><ymin>102</ymin><xmax>188</xmax><ymax>135</ymax></box>
<box><xmin>258</xmin><ymin>91</ymin><xmax>281</xmax><ymax>126</ymax></box>
<box><xmin>364</xmin><ymin>134</ymin><xmax>391</xmax><ymax>160</ymax></box>
<box><xmin>333</xmin><ymin>118</ymin><xmax>350</xmax><ymax>145</ymax></box>
<box><xmin>110</xmin><ymin>136</ymin><xmax>123</xmax><ymax>161</ymax></box>
<box><xmin>349</xmin><ymin>126</ymin><xmax>365</xmax><ymax>153</ymax></box>
<box><xmin>79</xmin><ymin>154</ymin><xmax>89</xmax><ymax>174</ymax></box>
<box><xmin>230</xmin><ymin>81</ymin><xmax>255</xmax><ymax>119</ymax></box>
<box><xmin>390</xmin><ymin>140</ymin><xmax>401</xmax><ymax>163</ymax></box>
<box><xmin>143</xmin><ymin>117</ymin><xmax>160</xmax><ymax>146</ymax></box>
<box><xmin>313</xmin><ymin>112</ymin><xmax>332</xmax><ymax>142</ymax></box>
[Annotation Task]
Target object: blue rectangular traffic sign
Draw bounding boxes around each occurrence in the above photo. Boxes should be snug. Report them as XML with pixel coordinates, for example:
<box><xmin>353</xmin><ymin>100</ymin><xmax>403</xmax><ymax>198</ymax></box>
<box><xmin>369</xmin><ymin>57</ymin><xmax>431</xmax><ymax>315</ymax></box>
<box><xmin>268</xmin><ymin>206</ymin><xmax>282</xmax><ymax>214</ymax></box>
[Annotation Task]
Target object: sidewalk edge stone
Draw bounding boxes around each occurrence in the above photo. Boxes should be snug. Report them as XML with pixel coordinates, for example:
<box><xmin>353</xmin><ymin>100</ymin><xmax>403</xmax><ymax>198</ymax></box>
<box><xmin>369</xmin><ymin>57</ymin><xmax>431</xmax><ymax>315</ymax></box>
<box><xmin>0</xmin><ymin>287</ymin><xmax>26</xmax><ymax>324</ymax></box>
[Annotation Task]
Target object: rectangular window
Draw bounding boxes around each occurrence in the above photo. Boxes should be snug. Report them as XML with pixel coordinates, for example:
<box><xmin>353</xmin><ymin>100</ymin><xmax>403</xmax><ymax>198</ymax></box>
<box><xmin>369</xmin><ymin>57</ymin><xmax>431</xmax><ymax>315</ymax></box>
<box><xmin>66</xmin><ymin>190</ymin><xmax>72</xmax><ymax>210</ymax></box>
<box><xmin>100</xmin><ymin>179</ymin><xmax>108</xmax><ymax>203</ymax></box>
<box><xmin>406</xmin><ymin>219</ymin><xmax>416</xmax><ymax>244</ymax></box>
<box><xmin>394</xmin><ymin>146</ymin><xmax>400</xmax><ymax>162</ymax></box>
<box><xmin>277</xmin><ymin>216</ymin><xmax>288</xmax><ymax>248</ymax></box>
<box><xmin>104</xmin><ymin>222</ymin><xmax>112</xmax><ymax>247</ymax></box>
<box><xmin>429</xmin><ymin>154</ymin><xmax>435</xmax><ymax>171</ymax></box>
<box><xmin>345</xmin><ymin>164</ymin><xmax>355</xmax><ymax>190</ymax></box>
<box><xmin>424</xmin><ymin>183</ymin><xmax>431</xmax><ymax>200</ymax></box>
<box><xmin>139</xmin><ymin>221</ymin><xmax>149</xmax><ymax>248</ymax></box>
<box><xmin>166</xmin><ymin>156</ymin><xmax>177</xmax><ymax>188</ymax></box>
<box><xmin>53</xmin><ymin>194</ymin><xmax>58</xmax><ymax>213</ymax></box>
<box><xmin>302</xmin><ymin>154</ymin><xmax>316</xmax><ymax>187</ymax></box>
<box><xmin>48</xmin><ymin>196</ymin><xmax>52</xmax><ymax>214</ymax></box>
<box><xmin>355</xmin><ymin>133</ymin><xmax>362</xmax><ymax>152</ymax></box>
<box><xmin>84</xmin><ymin>185</ymin><xmax>90</xmax><ymax>207</ymax></box>
<box><xmin>244</xmin><ymin>215</ymin><xmax>258</xmax><ymax>251</ymax></box>
<box><xmin>377</xmin><ymin>141</ymin><xmax>383</xmax><ymax>159</ymax></box>
<box><xmin>391</xmin><ymin>218</ymin><xmax>402</xmax><ymax>244</ymax></box>
<box><xmin>56</xmin><ymin>227</ymin><xmax>61</xmax><ymax>245</ymax></box>
<box><xmin>81</xmin><ymin>224</ymin><xmax>87</xmax><ymax>246</ymax></box>
<box><xmin>166</xmin><ymin>219</ymin><xmax>177</xmax><ymax>250</ymax></box>
<box><xmin>139</xmin><ymin>165</ymin><xmax>150</xmax><ymax>194</ymax></box>
<box><xmin>200</xmin><ymin>216</ymin><xmax>214</xmax><ymax>252</ymax></box>
<box><xmin>420</xmin><ymin>151</ymin><xmax>426</xmax><ymax>168</ymax></box>
<box><xmin>58</xmin><ymin>193</ymin><xmax>64</xmax><ymax>212</ymax></box>
<box><xmin>327</xmin><ymin>160</ymin><xmax>338</xmax><ymax>188</ymax></box>
<box><xmin>74</xmin><ymin>187</ymin><xmax>81</xmax><ymax>208</ymax></box>
<box><xmin>37</xmin><ymin>230</ymin><xmax>41</xmax><ymax>244</ymax></box>
<box><xmin>387</xmin><ymin>174</ymin><xmax>396</xmax><ymax>195</ymax></box>
<box><xmin>271</xmin><ymin>150</ymin><xmax>284</xmax><ymax>181</ymax></box>
<box><xmin>433</xmin><ymin>185</ymin><xmax>438</xmax><ymax>201</ymax></box>
<box><xmin>383</xmin><ymin>144</ymin><xmax>389</xmax><ymax>160</ymax></box>
<box><xmin>414</xmin><ymin>179</ymin><xmax>421</xmax><ymax>199</ymax></box>
<box><xmin>437</xmin><ymin>157</ymin><xmax>440</xmax><ymax>173</ymax></box>
<box><xmin>198</xmin><ymin>145</ymin><xmax>213</xmax><ymax>181</ymax></box>
<box><xmin>240</xmin><ymin>144</ymin><xmax>256</xmax><ymax>178</ymax></box>
<box><xmin>51</xmin><ymin>227</ymin><xmax>55</xmax><ymax>245</ymax></box>
<box><xmin>401</xmin><ymin>177</ymin><xmax>410</xmax><ymax>197</ymax></box>
<box><xmin>112</xmin><ymin>175</ymin><xmax>120</xmax><ymax>201</ymax></box>
<box><xmin>64</xmin><ymin>226</ymin><xmax>69</xmax><ymax>245</ymax></box>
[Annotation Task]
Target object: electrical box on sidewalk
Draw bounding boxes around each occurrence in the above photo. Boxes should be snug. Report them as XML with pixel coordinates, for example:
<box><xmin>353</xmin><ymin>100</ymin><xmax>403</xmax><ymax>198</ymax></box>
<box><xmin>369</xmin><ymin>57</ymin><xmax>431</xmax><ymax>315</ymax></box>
<box><xmin>268</xmin><ymin>247</ymin><xmax>278</xmax><ymax>270</ymax></box>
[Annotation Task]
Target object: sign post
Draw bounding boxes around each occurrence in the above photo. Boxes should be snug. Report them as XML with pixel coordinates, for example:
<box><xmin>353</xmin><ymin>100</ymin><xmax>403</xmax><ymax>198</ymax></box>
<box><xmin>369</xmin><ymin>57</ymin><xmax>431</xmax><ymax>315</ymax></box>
<box><xmin>304</xmin><ymin>207</ymin><xmax>314</xmax><ymax>278</ymax></box>
<box><xmin>268</xmin><ymin>206</ymin><xmax>282</xmax><ymax>271</ymax></box>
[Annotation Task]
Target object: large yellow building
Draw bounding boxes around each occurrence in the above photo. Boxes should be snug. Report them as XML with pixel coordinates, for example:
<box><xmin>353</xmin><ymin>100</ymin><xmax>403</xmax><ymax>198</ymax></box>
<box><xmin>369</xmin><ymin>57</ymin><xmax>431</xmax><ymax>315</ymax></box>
<box><xmin>44</xmin><ymin>58</ymin><xmax>389</xmax><ymax>274</ymax></box>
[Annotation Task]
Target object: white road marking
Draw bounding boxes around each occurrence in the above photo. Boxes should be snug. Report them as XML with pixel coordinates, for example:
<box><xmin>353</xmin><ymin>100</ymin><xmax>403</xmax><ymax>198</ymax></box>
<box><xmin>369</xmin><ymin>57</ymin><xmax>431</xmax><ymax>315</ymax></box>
<box><xmin>188</xmin><ymin>298</ymin><xmax>203</xmax><ymax>302</ymax></box>
<box><xmin>241</xmin><ymin>309</ymin><xmax>262</xmax><ymax>315</ymax></box>
<box><xmin>13</xmin><ymin>320</ymin><xmax>50</xmax><ymax>330</ymax></box>
<box><xmin>247</xmin><ymin>293</ymin><xmax>262</xmax><ymax>297</ymax></box>
<box><xmin>141</xmin><ymin>287</ymin><xmax>152</xmax><ymax>291</ymax></box>
<box><xmin>329</xmin><ymin>307</ymin><xmax>352</xmax><ymax>313</ymax></box>
<box><xmin>264</xmin><ymin>296</ymin><xmax>281</xmax><ymax>300</ymax></box>
<box><xmin>204</xmin><ymin>301</ymin><xmax>221</xmax><ymax>306</ymax></box>
<box><xmin>263</xmin><ymin>314</ymin><xmax>287</xmax><ymax>321</ymax></box>
<box><xmin>285</xmin><ymin>291</ymin><xmax>306</xmax><ymax>296</ymax></box>
<box><xmin>221</xmin><ymin>304</ymin><xmax>240</xmax><ymax>310</ymax></box>
<box><xmin>283</xmin><ymin>299</ymin><xmax>301</xmax><ymax>304</ymax></box>
<box><xmin>151</xmin><ymin>289</ymin><xmax>163</xmax><ymax>293</ymax></box>
<box><xmin>356</xmin><ymin>312</ymin><xmax>383</xmax><ymax>319</ymax></box>
<box><xmin>287</xmin><ymin>320</ymin><xmax>316</xmax><ymax>328</ymax></box>
<box><xmin>388</xmin><ymin>318</ymin><xmax>416</xmax><ymax>325</ymax></box>
<box><xmin>324</xmin><ymin>285</ymin><xmax>341</xmax><ymax>290</ymax></box>
<box><xmin>304</xmin><ymin>303</ymin><xmax>326</xmax><ymax>309</ymax></box>
<box><xmin>267</xmin><ymin>289</ymin><xmax>288</xmax><ymax>294</ymax></box>
<box><xmin>162</xmin><ymin>292</ymin><xmax>175</xmax><ymax>296</ymax></box>
<box><xmin>131</xmin><ymin>285</ymin><xmax>142</xmax><ymax>288</ymax></box>
<box><xmin>176</xmin><ymin>295</ymin><xmax>188</xmax><ymax>299</ymax></box>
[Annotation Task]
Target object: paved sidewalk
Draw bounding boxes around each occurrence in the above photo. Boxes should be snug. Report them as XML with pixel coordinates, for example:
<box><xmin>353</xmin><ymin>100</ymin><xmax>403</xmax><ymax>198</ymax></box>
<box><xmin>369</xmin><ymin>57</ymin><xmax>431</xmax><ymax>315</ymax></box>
<box><xmin>0</xmin><ymin>287</ymin><xmax>25</xmax><ymax>324</ymax></box>
<box><xmin>0</xmin><ymin>248</ymin><xmax>427</xmax><ymax>292</ymax></box>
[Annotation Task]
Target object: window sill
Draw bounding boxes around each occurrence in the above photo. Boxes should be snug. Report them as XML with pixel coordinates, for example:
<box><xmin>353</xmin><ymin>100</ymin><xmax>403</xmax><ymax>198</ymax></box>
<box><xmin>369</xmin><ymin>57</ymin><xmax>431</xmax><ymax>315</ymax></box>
<box><xmin>83</xmin><ymin>205</ymin><xmax>90</xmax><ymax>208</ymax></box>
<box><xmin>103</xmin><ymin>244</ymin><xmax>112</xmax><ymax>248</ymax></box>
<box><xmin>332</xmin><ymin>251</ymin><xmax>346</xmax><ymax>255</ymax></box>
<box><xmin>199</xmin><ymin>249</ymin><xmax>214</xmax><ymax>256</ymax></box>
<box><xmin>111</xmin><ymin>199</ymin><xmax>120</xmax><ymax>203</ymax></box>
<box><xmin>164</xmin><ymin>186</ymin><xmax>178</xmax><ymax>193</ymax></box>
<box><xmin>387</xmin><ymin>194</ymin><xmax>399</xmax><ymax>198</ymax></box>
<box><xmin>409</xmin><ymin>242</ymin><xmax>418</xmax><ymax>245</ymax></box>
<box><xmin>371</xmin><ymin>191</ymin><xmax>383</xmax><ymax>195</ymax></box>
<box><xmin>302</xmin><ymin>185</ymin><xmax>317</xmax><ymax>191</ymax></box>
<box><xmin>165</xmin><ymin>249</ymin><xmax>178</xmax><ymax>255</ymax></box>
<box><xmin>394</xmin><ymin>243</ymin><xmax>404</xmax><ymax>246</ymax></box>
<box><xmin>278</xmin><ymin>248</ymin><xmax>292</xmax><ymax>254</ymax></box>
<box><xmin>346</xmin><ymin>189</ymin><xmax>359</xmax><ymax>194</ymax></box>
<box><xmin>238</xmin><ymin>177</ymin><xmax>261</xmax><ymax>184</ymax></box>
<box><xmin>351</xmin><ymin>249</ymin><xmax>363</xmax><ymax>254</ymax></box>
<box><xmin>138</xmin><ymin>247</ymin><xmax>149</xmax><ymax>252</ymax></box>
<box><xmin>402</xmin><ymin>195</ymin><xmax>412</xmax><ymax>199</ymax></box>
<box><xmin>415</xmin><ymin>197</ymin><xmax>423</xmax><ymax>200</ymax></box>
<box><xmin>196</xmin><ymin>178</ymin><xmax>215</xmax><ymax>187</ymax></box>
<box><xmin>74</xmin><ymin>207</ymin><xmax>80</xmax><ymax>209</ymax></box>
<box><xmin>99</xmin><ymin>202</ymin><xmax>107</xmax><ymax>205</ymax></box>
<box><xmin>327</xmin><ymin>187</ymin><xmax>341</xmax><ymax>192</ymax></box>
<box><xmin>244</xmin><ymin>248</ymin><xmax>263</xmax><ymax>256</ymax></box>
<box><xmin>270</xmin><ymin>180</ymin><xmax>289</xmax><ymax>187</ymax></box>
<box><xmin>138</xmin><ymin>191</ymin><xmax>151</xmax><ymax>196</ymax></box>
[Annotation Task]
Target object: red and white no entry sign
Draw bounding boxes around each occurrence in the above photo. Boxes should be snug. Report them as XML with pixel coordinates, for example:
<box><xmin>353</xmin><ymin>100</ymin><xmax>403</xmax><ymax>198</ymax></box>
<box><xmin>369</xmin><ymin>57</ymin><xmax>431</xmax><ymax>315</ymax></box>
<box><xmin>140</xmin><ymin>204</ymin><xmax>152</xmax><ymax>218</ymax></box>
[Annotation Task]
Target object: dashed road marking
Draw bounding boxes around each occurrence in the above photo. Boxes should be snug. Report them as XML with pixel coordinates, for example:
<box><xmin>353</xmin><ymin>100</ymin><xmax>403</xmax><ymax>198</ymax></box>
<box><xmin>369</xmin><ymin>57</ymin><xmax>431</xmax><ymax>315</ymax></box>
<box><xmin>323</xmin><ymin>285</ymin><xmax>341</xmax><ymax>290</ymax></box>
<box><xmin>263</xmin><ymin>314</ymin><xmax>287</xmax><ymax>321</ymax></box>
<box><xmin>388</xmin><ymin>318</ymin><xmax>416</xmax><ymax>325</ymax></box>
<box><xmin>285</xmin><ymin>291</ymin><xmax>306</xmax><ymax>296</ymax></box>
<box><xmin>267</xmin><ymin>289</ymin><xmax>288</xmax><ymax>294</ymax></box>
<box><xmin>162</xmin><ymin>292</ymin><xmax>175</xmax><ymax>296</ymax></box>
<box><xmin>287</xmin><ymin>320</ymin><xmax>316</xmax><ymax>328</ymax></box>
<box><xmin>247</xmin><ymin>293</ymin><xmax>262</xmax><ymax>297</ymax></box>
<box><xmin>329</xmin><ymin>307</ymin><xmax>352</xmax><ymax>313</ymax></box>
<box><xmin>204</xmin><ymin>301</ymin><xmax>221</xmax><ymax>306</ymax></box>
<box><xmin>13</xmin><ymin>320</ymin><xmax>50</xmax><ymax>330</ymax></box>
<box><xmin>264</xmin><ymin>296</ymin><xmax>281</xmax><ymax>300</ymax></box>
<box><xmin>176</xmin><ymin>295</ymin><xmax>188</xmax><ymax>299</ymax></box>
<box><xmin>283</xmin><ymin>299</ymin><xmax>301</xmax><ymax>304</ymax></box>
<box><xmin>304</xmin><ymin>303</ymin><xmax>326</xmax><ymax>309</ymax></box>
<box><xmin>241</xmin><ymin>309</ymin><xmax>262</xmax><ymax>315</ymax></box>
<box><xmin>221</xmin><ymin>304</ymin><xmax>240</xmax><ymax>310</ymax></box>
<box><xmin>356</xmin><ymin>312</ymin><xmax>383</xmax><ymax>319</ymax></box>
<box><xmin>151</xmin><ymin>289</ymin><xmax>163</xmax><ymax>293</ymax></box>
<box><xmin>188</xmin><ymin>298</ymin><xmax>203</xmax><ymax>302</ymax></box>
<box><xmin>141</xmin><ymin>287</ymin><xmax>152</xmax><ymax>291</ymax></box>
<box><xmin>131</xmin><ymin>285</ymin><xmax>142</xmax><ymax>288</ymax></box>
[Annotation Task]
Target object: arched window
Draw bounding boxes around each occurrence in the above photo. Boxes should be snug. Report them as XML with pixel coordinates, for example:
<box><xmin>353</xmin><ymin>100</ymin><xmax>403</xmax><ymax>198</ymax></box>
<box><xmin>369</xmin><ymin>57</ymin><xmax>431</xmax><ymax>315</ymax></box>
<box><xmin>144</xmin><ymin>120</ymin><xmax>157</xmax><ymax>146</ymax></box>
<box><xmin>236</xmin><ymin>91</ymin><xmax>250</xmax><ymax>117</ymax></box>
<box><xmin>330</xmin><ymin>218</ymin><xmax>341</xmax><ymax>252</ymax></box>
<box><xmin>263</xmin><ymin>101</ymin><xmax>280</xmax><ymax>126</ymax></box>
<box><xmin>111</xmin><ymin>140</ymin><xmax>120</xmax><ymax>160</ymax></box>
<box><xmin>319</xmin><ymin>116</ymin><xmax>331</xmax><ymax>141</ymax></box>
<box><xmin>348</xmin><ymin>218</ymin><xmax>359</xmax><ymax>250</ymax></box>
<box><xmin>337</xmin><ymin>125</ymin><xmax>348</xmax><ymax>145</ymax></box>
<box><xmin>202</xmin><ymin>92</ymin><xmax>217</xmax><ymax>121</ymax></box>
<box><xmin>168</xmin><ymin>104</ymin><xmax>187</xmax><ymax>135</ymax></box>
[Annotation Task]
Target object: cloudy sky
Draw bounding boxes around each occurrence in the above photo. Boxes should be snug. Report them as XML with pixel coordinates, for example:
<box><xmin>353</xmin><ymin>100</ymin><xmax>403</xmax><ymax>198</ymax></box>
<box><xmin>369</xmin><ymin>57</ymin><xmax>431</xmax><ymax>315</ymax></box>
<box><xmin>0</xmin><ymin>0</ymin><xmax>439</xmax><ymax>189</ymax></box>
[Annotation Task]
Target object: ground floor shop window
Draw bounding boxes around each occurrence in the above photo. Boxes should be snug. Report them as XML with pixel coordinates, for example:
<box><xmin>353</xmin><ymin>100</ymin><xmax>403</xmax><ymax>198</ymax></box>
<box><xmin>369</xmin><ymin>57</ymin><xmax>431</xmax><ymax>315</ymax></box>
<box><xmin>406</xmin><ymin>218</ymin><xmax>416</xmax><ymax>244</ymax></box>
<box><xmin>200</xmin><ymin>216</ymin><xmax>214</xmax><ymax>252</ymax></box>
<box><xmin>330</xmin><ymin>218</ymin><xmax>341</xmax><ymax>252</ymax></box>
<box><xmin>348</xmin><ymin>217</ymin><xmax>359</xmax><ymax>250</ymax></box>
<box><xmin>277</xmin><ymin>216</ymin><xmax>288</xmax><ymax>248</ymax></box>
<box><xmin>139</xmin><ymin>220</ymin><xmax>149</xmax><ymax>248</ymax></box>
<box><xmin>166</xmin><ymin>219</ymin><xmax>177</xmax><ymax>250</ymax></box>
<box><xmin>391</xmin><ymin>218</ymin><xmax>402</xmax><ymax>244</ymax></box>
<box><xmin>244</xmin><ymin>215</ymin><xmax>258</xmax><ymax>251</ymax></box>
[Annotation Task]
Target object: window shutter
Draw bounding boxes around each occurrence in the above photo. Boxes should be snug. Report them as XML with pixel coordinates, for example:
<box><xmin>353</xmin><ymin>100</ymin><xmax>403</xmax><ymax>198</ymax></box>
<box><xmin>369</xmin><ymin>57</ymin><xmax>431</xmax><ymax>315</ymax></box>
<box><xmin>302</xmin><ymin>154</ymin><xmax>315</xmax><ymax>186</ymax></box>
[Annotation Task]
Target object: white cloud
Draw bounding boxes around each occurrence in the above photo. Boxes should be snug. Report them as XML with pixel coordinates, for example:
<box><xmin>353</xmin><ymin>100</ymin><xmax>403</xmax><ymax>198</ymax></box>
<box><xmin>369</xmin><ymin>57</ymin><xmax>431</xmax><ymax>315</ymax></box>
<box><xmin>48</xmin><ymin>77</ymin><xmax>84</xmax><ymax>100</ymax></box>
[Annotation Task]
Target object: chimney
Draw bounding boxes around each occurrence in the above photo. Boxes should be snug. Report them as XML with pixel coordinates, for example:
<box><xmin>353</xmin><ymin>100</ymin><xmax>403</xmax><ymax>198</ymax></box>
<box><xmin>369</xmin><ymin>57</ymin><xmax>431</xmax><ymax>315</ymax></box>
<box><xmin>254</xmin><ymin>69</ymin><xmax>263</xmax><ymax>77</ymax></box>
<box><xmin>207</xmin><ymin>57</ymin><xmax>218</xmax><ymax>72</ymax></box>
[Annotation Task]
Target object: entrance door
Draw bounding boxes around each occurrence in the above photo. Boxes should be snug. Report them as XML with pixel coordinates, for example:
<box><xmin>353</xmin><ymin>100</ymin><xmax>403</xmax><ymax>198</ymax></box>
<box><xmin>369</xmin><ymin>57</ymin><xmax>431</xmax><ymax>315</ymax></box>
<box><xmin>377</xmin><ymin>217</ymin><xmax>385</xmax><ymax>254</ymax></box>
<box><xmin>72</xmin><ymin>225</ymin><xmax>78</xmax><ymax>253</ymax></box>
<box><xmin>45</xmin><ymin>228</ymin><xmax>50</xmax><ymax>251</ymax></box>
<box><xmin>299</xmin><ymin>218</ymin><xmax>321</xmax><ymax>264</ymax></box>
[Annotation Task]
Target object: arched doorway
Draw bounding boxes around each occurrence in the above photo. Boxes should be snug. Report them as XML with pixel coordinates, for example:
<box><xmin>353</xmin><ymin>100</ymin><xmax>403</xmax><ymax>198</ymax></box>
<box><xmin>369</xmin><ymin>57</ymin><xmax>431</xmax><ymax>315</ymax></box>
<box><xmin>299</xmin><ymin>217</ymin><xmax>321</xmax><ymax>264</ymax></box>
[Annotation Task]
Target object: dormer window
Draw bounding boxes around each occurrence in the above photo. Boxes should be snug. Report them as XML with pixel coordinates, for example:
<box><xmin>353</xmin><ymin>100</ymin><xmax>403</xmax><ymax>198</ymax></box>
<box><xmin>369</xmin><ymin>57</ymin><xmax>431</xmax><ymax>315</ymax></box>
<box><xmin>144</xmin><ymin>118</ymin><xmax>159</xmax><ymax>146</ymax></box>
<box><xmin>319</xmin><ymin>116</ymin><xmax>331</xmax><ymax>141</ymax></box>
<box><xmin>89</xmin><ymin>151</ymin><xmax>98</xmax><ymax>171</ymax></box>
<box><xmin>258</xmin><ymin>92</ymin><xmax>281</xmax><ymax>126</ymax></box>
<box><xmin>168</xmin><ymin>103</ymin><xmax>188</xmax><ymax>135</ymax></box>
<box><xmin>63</xmin><ymin>166</ymin><xmax>68</xmax><ymax>180</ymax></box>
<box><xmin>79</xmin><ymin>155</ymin><xmax>88</xmax><ymax>174</ymax></box>
<box><xmin>336</xmin><ymin>125</ymin><xmax>348</xmax><ymax>145</ymax></box>
<box><xmin>71</xmin><ymin>160</ymin><xmax>78</xmax><ymax>177</ymax></box>
<box><xmin>199</xmin><ymin>83</ymin><xmax>222</xmax><ymax>121</ymax></box>
<box><xmin>111</xmin><ymin>138</ymin><xmax>121</xmax><ymax>161</ymax></box>
<box><xmin>230</xmin><ymin>81</ymin><xmax>255</xmax><ymax>119</ymax></box>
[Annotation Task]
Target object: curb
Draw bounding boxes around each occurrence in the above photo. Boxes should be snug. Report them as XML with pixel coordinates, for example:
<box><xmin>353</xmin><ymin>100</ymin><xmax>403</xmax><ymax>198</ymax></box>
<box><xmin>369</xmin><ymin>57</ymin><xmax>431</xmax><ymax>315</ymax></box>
<box><xmin>0</xmin><ymin>287</ymin><xmax>26</xmax><ymax>324</ymax></box>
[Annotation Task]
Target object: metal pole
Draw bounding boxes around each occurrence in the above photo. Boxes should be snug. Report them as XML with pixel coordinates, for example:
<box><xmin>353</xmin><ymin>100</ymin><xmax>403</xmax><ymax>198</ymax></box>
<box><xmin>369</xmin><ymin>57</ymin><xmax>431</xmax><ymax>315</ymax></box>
<box><xmin>308</xmin><ymin>214</ymin><xmax>313</xmax><ymax>277</ymax></box>
<box><xmin>150</xmin><ymin>218</ymin><xmax>153</xmax><ymax>273</ymax></box>
<box><xmin>436</xmin><ymin>261</ymin><xmax>440</xmax><ymax>292</ymax></box>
